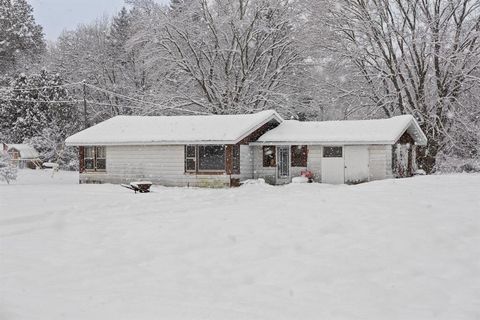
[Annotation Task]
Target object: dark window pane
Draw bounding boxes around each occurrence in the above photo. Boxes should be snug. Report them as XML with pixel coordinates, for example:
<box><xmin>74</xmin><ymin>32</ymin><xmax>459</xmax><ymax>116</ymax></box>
<box><xmin>263</xmin><ymin>146</ymin><xmax>276</xmax><ymax>167</ymax></box>
<box><xmin>85</xmin><ymin>159</ymin><xmax>94</xmax><ymax>169</ymax></box>
<box><xmin>185</xmin><ymin>158</ymin><xmax>196</xmax><ymax>171</ymax></box>
<box><xmin>323</xmin><ymin>146</ymin><xmax>343</xmax><ymax>158</ymax></box>
<box><xmin>291</xmin><ymin>145</ymin><xmax>307</xmax><ymax>167</ymax></box>
<box><xmin>186</xmin><ymin>145</ymin><xmax>196</xmax><ymax>158</ymax></box>
<box><xmin>96</xmin><ymin>159</ymin><xmax>106</xmax><ymax>170</ymax></box>
<box><xmin>198</xmin><ymin>145</ymin><xmax>225</xmax><ymax>171</ymax></box>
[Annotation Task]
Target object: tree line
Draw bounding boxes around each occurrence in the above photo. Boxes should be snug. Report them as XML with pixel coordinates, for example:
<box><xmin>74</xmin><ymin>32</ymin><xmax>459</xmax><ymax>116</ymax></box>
<box><xmin>0</xmin><ymin>0</ymin><xmax>479</xmax><ymax>172</ymax></box>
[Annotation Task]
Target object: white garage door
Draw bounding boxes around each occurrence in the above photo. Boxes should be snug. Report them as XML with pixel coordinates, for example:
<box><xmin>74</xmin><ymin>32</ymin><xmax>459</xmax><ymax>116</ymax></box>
<box><xmin>344</xmin><ymin>146</ymin><xmax>369</xmax><ymax>183</ymax></box>
<box><xmin>321</xmin><ymin>146</ymin><xmax>345</xmax><ymax>184</ymax></box>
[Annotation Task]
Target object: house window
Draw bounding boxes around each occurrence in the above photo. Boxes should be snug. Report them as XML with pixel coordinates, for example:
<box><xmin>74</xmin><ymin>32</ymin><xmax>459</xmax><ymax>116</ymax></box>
<box><xmin>198</xmin><ymin>145</ymin><xmax>225</xmax><ymax>171</ymax></box>
<box><xmin>323</xmin><ymin>146</ymin><xmax>342</xmax><ymax>158</ymax></box>
<box><xmin>291</xmin><ymin>145</ymin><xmax>308</xmax><ymax>167</ymax></box>
<box><xmin>185</xmin><ymin>145</ymin><xmax>196</xmax><ymax>172</ymax></box>
<box><xmin>185</xmin><ymin>145</ymin><xmax>226</xmax><ymax>173</ymax></box>
<box><xmin>96</xmin><ymin>147</ymin><xmax>106</xmax><ymax>170</ymax></box>
<box><xmin>263</xmin><ymin>146</ymin><xmax>276</xmax><ymax>167</ymax></box>
<box><xmin>84</xmin><ymin>146</ymin><xmax>106</xmax><ymax>171</ymax></box>
<box><xmin>85</xmin><ymin>147</ymin><xmax>95</xmax><ymax>170</ymax></box>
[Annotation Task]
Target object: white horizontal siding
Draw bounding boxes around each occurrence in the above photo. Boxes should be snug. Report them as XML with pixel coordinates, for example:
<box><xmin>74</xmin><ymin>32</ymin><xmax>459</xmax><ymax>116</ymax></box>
<box><xmin>252</xmin><ymin>146</ymin><xmax>276</xmax><ymax>184</ymax></box>
<box><xmin>307</xmin><ymin>145</ymin><xmax>322</xmax><ymax>182</ymax></box>
<box><xmin>80</xmin><ymin>145</ymin><xmax>231</xmax><ymax>187</ymax></box>
<box><xmin>369</xmin><ymin>145</ymin><xmax>393</xmax><ymax>181</ymax></box>
<box><xmin>239</xmin><ymin>145</ymin><xmax>254</xmax><ymax>181</ymax></box>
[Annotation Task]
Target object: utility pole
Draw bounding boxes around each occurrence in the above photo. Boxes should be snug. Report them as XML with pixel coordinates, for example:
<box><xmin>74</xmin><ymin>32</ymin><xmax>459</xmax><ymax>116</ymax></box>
<box><xmin>82</xmin><ymin>80</ymin><xmax>88</xmax><ymax>129</ymax></box>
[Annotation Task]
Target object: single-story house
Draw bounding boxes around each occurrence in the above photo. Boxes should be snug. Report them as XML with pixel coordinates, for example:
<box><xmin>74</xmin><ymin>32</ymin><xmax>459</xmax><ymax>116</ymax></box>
<box><xmin>65</xmin><ymin>110</ymin><xmax>427</xmax><ymax>186</ymax></box>
<box><xmin>2</xmin><ymin>143</ymin><xmax>41</xmax><ymax>169</ymax></box>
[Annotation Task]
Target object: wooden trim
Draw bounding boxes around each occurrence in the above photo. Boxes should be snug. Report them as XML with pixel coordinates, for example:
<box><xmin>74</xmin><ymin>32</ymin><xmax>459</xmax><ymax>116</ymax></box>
<box><xmin>79</xmin><ymin>146</ymin><xmax>85</xmax><ymax>173</ymax></box>
<box><xmin>232</xmin><ymin>144</ymin><xmax>240</xmax><ymax>174</ymax></box>
<box><xmin>225</xmin><ymin>145</ymin><xmax>233</xmax><ymax>175</ymax></box>
<box><xmin>184</xmin><ymin>171</ymin><xmax>226</xmax><ymax>175</ymax></box>
<box><xmin>237</xmin><ymin>120</ymin><xmax>280</xmax><ymax>145</ymax></box>
<box><xmin>396</xmin><ymin>131</ymin><xmax>415</xmax><ymax>144</ymax></box>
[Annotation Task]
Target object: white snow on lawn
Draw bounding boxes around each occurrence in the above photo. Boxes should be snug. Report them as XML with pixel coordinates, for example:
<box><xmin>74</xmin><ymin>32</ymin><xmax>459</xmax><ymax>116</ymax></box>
<box><xmin>1</xmin><ymin>171</ymin><xmax>479</xmax><ymax>319</ymax></box>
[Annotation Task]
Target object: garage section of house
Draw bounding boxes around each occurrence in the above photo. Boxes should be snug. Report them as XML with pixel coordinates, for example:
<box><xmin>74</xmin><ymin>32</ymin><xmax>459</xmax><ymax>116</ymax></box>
<box><xmin>253</xmin><ymin>114</ymin><xmax>427</xmax><ymax>184</ymax></box>
<box><xmin>65</xmin><ymin>110</ymin><xmax>427</xmax><ymax>186</ymax></box>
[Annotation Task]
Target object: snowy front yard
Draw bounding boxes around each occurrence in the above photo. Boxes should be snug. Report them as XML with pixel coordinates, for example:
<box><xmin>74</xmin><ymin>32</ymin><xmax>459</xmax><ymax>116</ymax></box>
<box><xmin>1</xmin><ymin>171</ymin><xmax>479</xmax><ymax>320</ymax></box>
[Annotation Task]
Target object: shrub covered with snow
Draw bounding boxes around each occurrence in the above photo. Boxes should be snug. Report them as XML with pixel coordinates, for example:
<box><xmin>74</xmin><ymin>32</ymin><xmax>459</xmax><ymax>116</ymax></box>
<box><xmin>435</xmin><ymin>153</ymin><xmax>480</xmax><ymax>173</ymax></box>
<box><xmin>0</xmin><ymin>151</ymin><xmax>17</xmax><ymax>184</ymax></box>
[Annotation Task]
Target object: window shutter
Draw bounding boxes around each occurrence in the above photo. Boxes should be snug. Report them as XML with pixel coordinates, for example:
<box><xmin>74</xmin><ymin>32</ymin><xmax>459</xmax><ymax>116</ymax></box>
<box><xmin>232</xmin><ymin>145</ymin><xmax>240</xmax><ymax>174</ymax></box>
<box><xmin>79</xmin><ymin>146</ymin><xmax>85</xmax><ymax>173</ymax></box>
<box><xmin>225</xmin><ymin>145</ymin><xmax>233</xmax><ymax>175</ymax></box>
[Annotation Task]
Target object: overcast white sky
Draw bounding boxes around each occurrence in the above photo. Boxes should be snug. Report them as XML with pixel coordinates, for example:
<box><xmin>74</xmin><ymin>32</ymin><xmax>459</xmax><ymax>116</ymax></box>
<box><xmin>28</xmin><ymin>0</ymin><xmax>170</xmax><ymax>40</ymax></box>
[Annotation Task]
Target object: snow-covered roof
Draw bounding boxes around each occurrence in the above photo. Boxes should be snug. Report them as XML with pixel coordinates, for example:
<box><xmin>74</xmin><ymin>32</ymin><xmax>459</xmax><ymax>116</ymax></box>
<box><xmin>65</xmin><ymin>110</ymin><xmax>282</xmax><ymax>146</ymax></box>
<box><xmin>255</xmin><ymin>115</ymin><xmax>427</xmax><ymax>145</ymax></box>
<box><xmin>6</xmin><ymin>144</ymin><xmax>40</xmax><ymax>159</ymax></box>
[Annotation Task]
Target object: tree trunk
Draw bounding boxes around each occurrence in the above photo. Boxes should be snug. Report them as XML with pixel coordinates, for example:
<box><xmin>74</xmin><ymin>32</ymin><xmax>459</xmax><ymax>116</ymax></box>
<box><xmin>416</xmin><ymin>131</ymin><xmax>440</xmax><ymax>174</ymax></box>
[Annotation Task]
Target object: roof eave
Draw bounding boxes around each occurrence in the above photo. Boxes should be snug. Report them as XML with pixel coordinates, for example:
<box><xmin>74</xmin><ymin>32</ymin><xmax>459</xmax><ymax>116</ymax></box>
<box><xmin>250</xmin><ymin>140</ymin><xmax>397</xmax><ymax>146</ymax></box>
<box><xmin>65</xmin><ymin>140</ymin><xmax>242</xmax><ymax>147</ymax></box>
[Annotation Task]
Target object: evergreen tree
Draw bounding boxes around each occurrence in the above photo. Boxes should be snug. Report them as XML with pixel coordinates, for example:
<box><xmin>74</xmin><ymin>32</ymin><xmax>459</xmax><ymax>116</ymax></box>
<box><xmin>1</xmin><ymin>70</ymin><xmax>80</xmax><ymax>143</ymax></box>
<box><xmin>0</xmin><ymin>0</ymin><xmax>45</xmax><ymax>74</ymax></box>
<box><xmin>110</xmin><ymin>7</ymin><xmax>130</xmax><ymax>58</ymax></box>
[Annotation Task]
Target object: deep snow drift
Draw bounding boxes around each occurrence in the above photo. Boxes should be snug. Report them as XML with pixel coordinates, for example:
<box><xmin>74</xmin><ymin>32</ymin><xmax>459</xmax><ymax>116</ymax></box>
<box><xmin>1</xmin><ymin>171</ymin><xmax>479</xmax><ymax>319</ymax></box>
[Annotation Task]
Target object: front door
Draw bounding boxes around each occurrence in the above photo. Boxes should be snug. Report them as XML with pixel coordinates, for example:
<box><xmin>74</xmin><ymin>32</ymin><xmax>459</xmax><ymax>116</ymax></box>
<box><xmin>344</xmin><ymin>146</ymin><xmax>369</xmax><ymax>183</ymax></box>
<box><xmin>321</xmin><ymin>146</ymin><xmax>345</xmax><ymax>184</ymax></box>
<box><xmin>277</xmin><ymin>146</ymin><xmax>290</xmax><ymax>183</ymax></box>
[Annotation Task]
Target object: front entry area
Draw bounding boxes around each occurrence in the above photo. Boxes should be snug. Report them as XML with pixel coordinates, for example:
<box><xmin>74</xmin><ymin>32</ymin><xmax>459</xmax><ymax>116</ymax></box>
<box><xmin>321</xmin><ymin>146</ymin><xmax>344</xmax><ymax>184</ymax></box>
<box><xmin>277</xmin><ymin>146</ymin><xmax>290</xmax><ymax>184</ymax></box>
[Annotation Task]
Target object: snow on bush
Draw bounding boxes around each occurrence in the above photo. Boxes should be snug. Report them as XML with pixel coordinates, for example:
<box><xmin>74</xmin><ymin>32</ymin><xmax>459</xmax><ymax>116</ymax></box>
<box><xmin>435</xmin><ymin>153</ymin><xmax>480</xmax><ymax>173</ymax></box>
<box><xmin>0</xmin><ymin>151</ymin><xmax>17</xmax><ymax>184</ymax></box>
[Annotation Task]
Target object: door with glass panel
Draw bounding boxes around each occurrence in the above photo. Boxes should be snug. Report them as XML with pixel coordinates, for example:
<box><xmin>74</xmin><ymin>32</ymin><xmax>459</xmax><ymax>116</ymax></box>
<box><xmin>277</xmin><ymin>146</ymin><xmax>290</xmax><ymax>183</ymax></box>
<box><xmin>321</xmin><ymin>146</ymin><xmax>344</xmax><ymax>184</ymax></box>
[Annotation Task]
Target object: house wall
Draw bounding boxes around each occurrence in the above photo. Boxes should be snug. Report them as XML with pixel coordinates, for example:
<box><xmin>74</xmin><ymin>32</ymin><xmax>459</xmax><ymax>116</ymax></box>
<box><xmin>239</xmin><ymin>145</ymin><xmax>254</xmax><ymax>181</ymax></box>
<box><xmin>368</xmin><ymin>145</ymin><xmax>393</xmax><ymax>181</ymax></box>
<box><xmin>252</xmin><ymin>144</ymin><xmax>395</xmax><ymax>185</ymax></box>
<box><xmin>306</xmin><ymin>146</ymin><xmax>322</xmax><ymax>182</ymax></box>
<box><xmin>79</xmin><ymin>143</ymin><xmax>395</xmax><ymax>186</ymax></box>
<box><xmin>252</xmin><ymin>146</ymin><xmax>276</xmax><ymax>184</ymax></box>
<box><xmin>80</xmin><ymin>144</ymin><xmax>255</xmax><ymax>187</ymax></box>
<box><xmin>252</xmin><ymin>145</ymin><xmax>322</xmax><ymax>184</ymax></box>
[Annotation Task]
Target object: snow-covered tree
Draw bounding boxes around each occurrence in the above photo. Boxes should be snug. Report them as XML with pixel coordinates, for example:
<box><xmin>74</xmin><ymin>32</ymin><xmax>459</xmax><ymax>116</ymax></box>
<box><xmin>314</xmin><ymin>0</ymin><xmax>480</xmax><ymax>172</ymax></box>
<box><xmin>0</xmin><ymin>0</ymin><xmax>45</xmax><ymax>74</ymax></box>
<box><xmin>24</xmin><ymin>126</ymin><xmax>78</xmax><ymax>169</ymax></box>
<box><xmin>0</xmin><ymin>150</ymin><xmax>17</xmax><ymax>184</ymax></box>
<box><xmin>0</xmin><ymin>70</ymin><xmax>80</xmax><ymax>143</ymax></box>
<box><xmin>48</xmin><ymin>10</ymin><xmax>155</xmax><ymax>121</ymax></box>
<box><xmin>129</xmin><ymin>0</ymin><xmax>308</xmax><ymax>115</ymax></box>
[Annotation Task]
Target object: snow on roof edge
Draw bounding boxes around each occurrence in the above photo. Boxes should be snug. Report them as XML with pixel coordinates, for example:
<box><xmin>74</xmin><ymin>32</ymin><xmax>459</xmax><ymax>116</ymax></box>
<box><xmin>256</xmin><ymin>114</ymin><xmax>427</xmax><ymax>146</ymax></box>
<box><xmin>65</xmin><ymin>110</ymin><xmax>284</xmax><ymax>146</ymax></box>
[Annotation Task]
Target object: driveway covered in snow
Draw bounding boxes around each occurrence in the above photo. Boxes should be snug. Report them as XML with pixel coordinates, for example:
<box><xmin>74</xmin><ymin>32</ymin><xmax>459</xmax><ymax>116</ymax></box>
<box><xmin>1</xmin><ymin>171</ymin><xmax>479</xmax><ymax>319</ymax></box>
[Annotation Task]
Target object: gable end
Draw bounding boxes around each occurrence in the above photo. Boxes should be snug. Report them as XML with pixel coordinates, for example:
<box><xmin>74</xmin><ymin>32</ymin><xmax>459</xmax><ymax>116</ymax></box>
<box><xmin>237</xmin><ymin>120</ymin><xmax>281</xmax><ymax>145</ymax></box>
